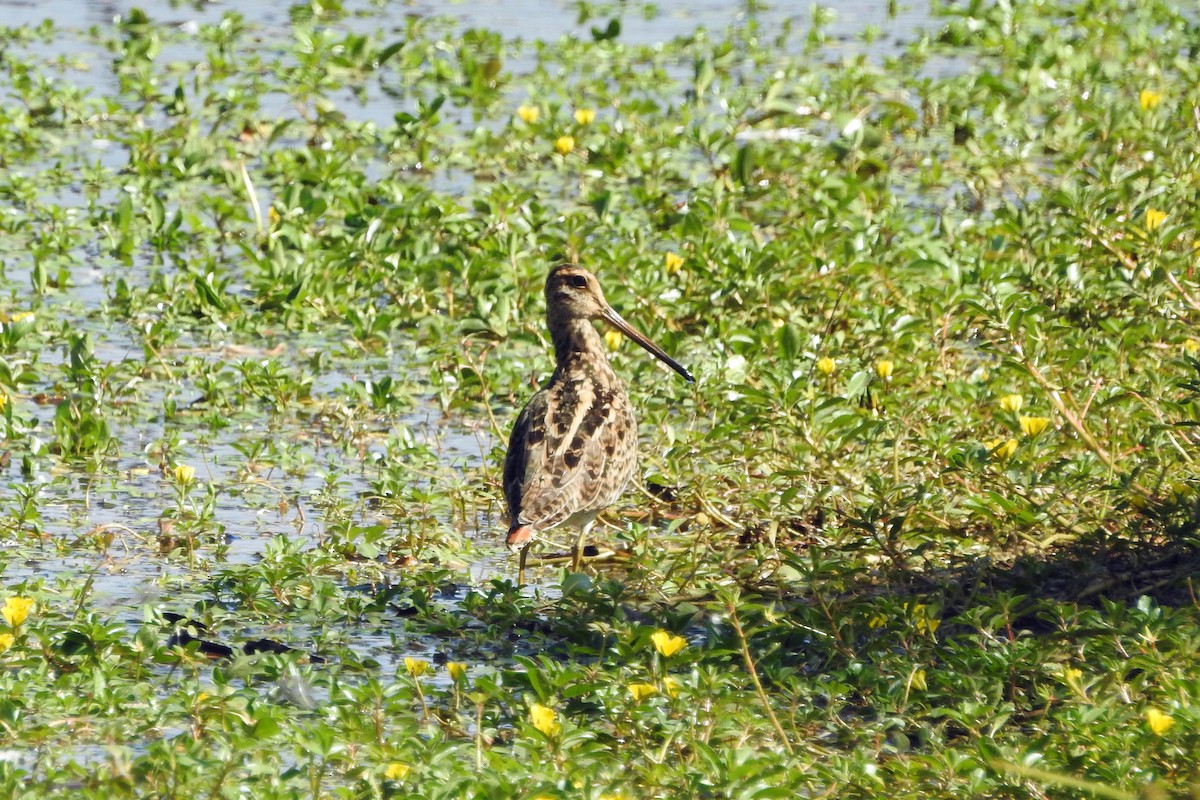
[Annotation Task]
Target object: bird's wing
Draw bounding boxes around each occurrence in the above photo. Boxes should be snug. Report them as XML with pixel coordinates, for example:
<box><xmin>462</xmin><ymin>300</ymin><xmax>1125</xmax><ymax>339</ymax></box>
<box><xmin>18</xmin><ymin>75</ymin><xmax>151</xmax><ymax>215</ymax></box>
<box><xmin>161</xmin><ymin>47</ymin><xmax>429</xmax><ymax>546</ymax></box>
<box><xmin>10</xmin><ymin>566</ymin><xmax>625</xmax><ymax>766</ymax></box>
<box><xmin>504</xmin><ymin>376</ymin><xmax>629</xmax><ymax>533</ymax></box>
<box><xmin>503</xmin><ymin>389</ymin><xmax>544</xmax><ymax>523</ymax></box>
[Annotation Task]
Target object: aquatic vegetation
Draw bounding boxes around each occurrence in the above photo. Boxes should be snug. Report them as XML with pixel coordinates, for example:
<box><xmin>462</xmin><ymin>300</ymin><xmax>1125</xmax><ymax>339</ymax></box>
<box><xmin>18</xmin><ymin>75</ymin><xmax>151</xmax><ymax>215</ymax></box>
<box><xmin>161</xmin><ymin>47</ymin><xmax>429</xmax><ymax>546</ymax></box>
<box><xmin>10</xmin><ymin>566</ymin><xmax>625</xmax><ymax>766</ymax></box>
<box><xmin>0</xmin><ymin>0</ymin><xmax>1196</xmax><ymax>797</ymax></box>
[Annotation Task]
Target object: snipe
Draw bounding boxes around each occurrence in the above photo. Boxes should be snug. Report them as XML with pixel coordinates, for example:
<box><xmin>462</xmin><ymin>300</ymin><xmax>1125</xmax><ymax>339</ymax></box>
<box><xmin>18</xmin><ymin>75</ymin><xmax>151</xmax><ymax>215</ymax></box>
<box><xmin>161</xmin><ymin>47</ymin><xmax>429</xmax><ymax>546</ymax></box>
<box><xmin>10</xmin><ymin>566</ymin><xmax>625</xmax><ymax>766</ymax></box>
<box><xmin>503</xmin><ymin>264</ymin><xmax>693</xmax><ymax>584</ymax></box>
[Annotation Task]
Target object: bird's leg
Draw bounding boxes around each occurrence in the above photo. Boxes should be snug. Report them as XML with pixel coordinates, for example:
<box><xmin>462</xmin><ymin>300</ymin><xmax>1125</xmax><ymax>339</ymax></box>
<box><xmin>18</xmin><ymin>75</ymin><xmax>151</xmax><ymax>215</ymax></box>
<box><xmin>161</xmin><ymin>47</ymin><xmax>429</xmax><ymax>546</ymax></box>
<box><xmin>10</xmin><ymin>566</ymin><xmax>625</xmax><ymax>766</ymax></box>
<box><xmin>517</xmin><ymin>544</ymin><xmax>530</xmax><ymax>586</ymax></box>
<box><xmin>571</xmin><ymin>520</ymin><xmax>595</xmax><ymax>572</ymax></box>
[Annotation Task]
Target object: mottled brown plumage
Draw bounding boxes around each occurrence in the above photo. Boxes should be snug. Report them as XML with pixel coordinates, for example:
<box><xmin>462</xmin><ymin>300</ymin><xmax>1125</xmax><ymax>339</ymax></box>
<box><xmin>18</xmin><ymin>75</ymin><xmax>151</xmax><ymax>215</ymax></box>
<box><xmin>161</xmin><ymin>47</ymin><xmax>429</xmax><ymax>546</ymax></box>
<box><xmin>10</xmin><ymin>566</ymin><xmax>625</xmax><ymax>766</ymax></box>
<box><xmin>503</xmin><ymin>265</ymin><xmax>693</xmax><ymax>584</ymax></box>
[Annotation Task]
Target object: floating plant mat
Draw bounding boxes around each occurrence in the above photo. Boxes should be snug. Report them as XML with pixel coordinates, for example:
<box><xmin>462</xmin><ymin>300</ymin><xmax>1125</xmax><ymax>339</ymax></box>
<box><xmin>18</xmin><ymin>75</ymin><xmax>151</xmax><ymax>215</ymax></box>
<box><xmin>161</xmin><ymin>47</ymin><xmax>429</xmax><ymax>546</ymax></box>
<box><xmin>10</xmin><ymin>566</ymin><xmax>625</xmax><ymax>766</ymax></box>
<box><xmin>0</xmin><ymin>0</ymin><xmax>1196</xmax><ymax>797</ymax></box>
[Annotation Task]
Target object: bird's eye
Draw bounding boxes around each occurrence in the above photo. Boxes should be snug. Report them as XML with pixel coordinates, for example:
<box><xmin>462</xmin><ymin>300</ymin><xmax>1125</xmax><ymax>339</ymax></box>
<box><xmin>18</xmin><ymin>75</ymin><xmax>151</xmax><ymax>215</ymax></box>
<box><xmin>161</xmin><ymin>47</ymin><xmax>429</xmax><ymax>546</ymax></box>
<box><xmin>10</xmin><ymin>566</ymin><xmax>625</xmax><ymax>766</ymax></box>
<box><xmin>567</xmin><ymin>275</ymin><xmax>588</xmax><ymax>289</ymax></box>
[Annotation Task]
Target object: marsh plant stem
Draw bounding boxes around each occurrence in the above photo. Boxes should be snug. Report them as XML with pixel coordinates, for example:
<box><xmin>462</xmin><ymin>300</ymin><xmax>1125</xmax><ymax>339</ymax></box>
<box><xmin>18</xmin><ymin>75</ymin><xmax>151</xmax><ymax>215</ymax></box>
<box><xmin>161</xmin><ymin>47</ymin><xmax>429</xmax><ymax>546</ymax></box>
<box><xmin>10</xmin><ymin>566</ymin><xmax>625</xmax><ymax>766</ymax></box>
<box><xmin>239</xmin><ymin>158</ymin><xmax>265</xmax><ymax>240</ymax></box>
<box><xmin>989</xmin><ymin>760</ymin><xmax>1136</xmax><ymax>800</ymax></box>
<box><xmin>1083</xmin><ymin>221</ymin><xmax>1200</xmax><ymax>314</ymax></box>
<box><xmin>1021</xmin><ymin>358</ymin><xmax>1148</xmax><ymax>496</ymax></box>
<box><xmin>723</xmin><ymin>595</ymin><xmax>794</xmax><ymax>755</ymax></box>
<box><xmin>474</xmin><ymin>698</ymin><xmax>485</xmax><ymax>772</ymax></box>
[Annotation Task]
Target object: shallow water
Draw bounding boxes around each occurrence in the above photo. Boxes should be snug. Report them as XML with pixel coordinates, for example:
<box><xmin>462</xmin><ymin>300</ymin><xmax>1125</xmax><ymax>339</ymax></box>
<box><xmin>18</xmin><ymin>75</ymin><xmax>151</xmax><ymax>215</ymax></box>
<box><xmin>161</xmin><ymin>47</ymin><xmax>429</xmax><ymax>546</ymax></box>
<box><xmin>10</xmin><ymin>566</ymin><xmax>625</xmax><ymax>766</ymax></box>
<box><xmin>0</xmin><ymin>0</ymin><xmax>954</xmax><ymax>657</ymax></box>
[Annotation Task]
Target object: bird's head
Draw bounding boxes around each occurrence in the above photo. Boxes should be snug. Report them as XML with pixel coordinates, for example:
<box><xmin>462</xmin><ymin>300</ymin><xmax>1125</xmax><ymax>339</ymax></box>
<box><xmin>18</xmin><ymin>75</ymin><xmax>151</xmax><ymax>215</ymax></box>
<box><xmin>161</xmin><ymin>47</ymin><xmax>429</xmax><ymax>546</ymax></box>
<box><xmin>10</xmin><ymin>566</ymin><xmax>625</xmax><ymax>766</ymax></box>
<box><xmin>543</xmin><ymin>263</ymin><xmax>694</xmax><ymax>382</ymax></box>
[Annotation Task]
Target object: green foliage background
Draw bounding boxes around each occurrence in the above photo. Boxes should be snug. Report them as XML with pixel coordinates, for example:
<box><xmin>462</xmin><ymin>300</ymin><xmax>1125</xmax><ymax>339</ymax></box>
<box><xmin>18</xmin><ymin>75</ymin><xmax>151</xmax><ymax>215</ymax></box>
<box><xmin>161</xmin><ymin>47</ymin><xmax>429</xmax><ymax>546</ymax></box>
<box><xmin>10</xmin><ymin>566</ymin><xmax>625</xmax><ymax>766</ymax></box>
<box><xmin>0</xmin><ymin>0</ymin><xmax>1197</xmax><ymax>797</ymax></box>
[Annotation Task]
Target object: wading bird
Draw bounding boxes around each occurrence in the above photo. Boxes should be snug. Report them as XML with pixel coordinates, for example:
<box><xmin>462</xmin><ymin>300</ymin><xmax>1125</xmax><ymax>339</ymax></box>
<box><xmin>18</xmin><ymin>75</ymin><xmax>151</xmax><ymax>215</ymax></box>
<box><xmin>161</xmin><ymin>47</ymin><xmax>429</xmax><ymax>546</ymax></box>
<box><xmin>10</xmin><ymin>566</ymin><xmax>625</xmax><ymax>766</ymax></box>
<box><xmin>503</xmin><ymin>264</ymin><xmax>694</xmax><ymax>584</ymax></box>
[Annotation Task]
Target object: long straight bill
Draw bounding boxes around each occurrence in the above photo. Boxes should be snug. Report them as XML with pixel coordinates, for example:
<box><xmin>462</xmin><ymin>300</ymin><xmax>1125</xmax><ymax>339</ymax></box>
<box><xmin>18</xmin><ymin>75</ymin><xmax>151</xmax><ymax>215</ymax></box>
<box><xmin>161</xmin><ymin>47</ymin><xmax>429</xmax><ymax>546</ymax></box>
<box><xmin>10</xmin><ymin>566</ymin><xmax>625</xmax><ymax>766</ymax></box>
<box><xmin>602</xmin><ymin>308</ymin><xmax>694</xmax><ymax>383</ymax></box>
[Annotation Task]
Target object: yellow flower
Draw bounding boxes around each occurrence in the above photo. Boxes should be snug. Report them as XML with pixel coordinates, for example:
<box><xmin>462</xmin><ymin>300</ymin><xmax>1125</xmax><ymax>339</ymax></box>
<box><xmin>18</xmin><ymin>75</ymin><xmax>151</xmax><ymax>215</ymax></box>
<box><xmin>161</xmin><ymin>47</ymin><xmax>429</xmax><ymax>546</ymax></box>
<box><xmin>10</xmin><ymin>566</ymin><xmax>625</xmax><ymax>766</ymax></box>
<box><xmin>1139</xmin><ymin>88</ymin><xmax>1162</xmax><ymax>110</ymax></box>
<box><xmin>998</xmin><ymin>394</ymin><xmax>1023</xmax><ymax>413</ymax></box>
<box><xmin>604</xmin><ymin>330</ymin><xmax>624</xmax><ymax>351</ymax></box>
<box><xmin>384</xmin><ymin>762</ymin><xmax>410</xmax><ymax>781</ymax></box>
<box><xmin>662</xmin><ymin>676</ymin><xmax>680</xmax><ymax>698</ymax></box>
<box><xmin>0</xmin><ymin>393</ymin><xmax>6</xmax><ymax>411</ymax></box>
<box><xmin>516</xmin><ymin>104</ymin><xmax>539</xmax><ymax>123</ymax></box>
<box><xmin>173</xmin><ymin>464</ymin><xmax>196</xmax><ymax>484</ymax></box>
<box><xmin>816</xmin><ymin>357</ymin><xmax>835</xmax><ymax>376</ymax></box>
<box><xmin>554</xmin><ymin>135</ymin><xmax>575</xmax><ymax>155</ymax></box>
<box><xmin>1146</xmin><ymin>707</ymin><xmax>1174</xmax><ymax>735</ymax></box>
<box><xmin>903</xmin><ymin>603</ymin><xmax>940</xmax><ymax>636</ymax></box>
<box><xmin>910</xmin><ymin>669</ymin><xmax>927</xmax><ymax>691</ymax></box>
<box><xmin>1019</xmin><ymin>415</ymin><xmax>1050</xmax><ymax>437</ymax></box>
<box><xmin>664</xmin><ymin>251</ymin><xmax>684</xmax><ymax>274</ymax></box>
<box><xmin>573</xmin><ymin>108</ymin><xmax>596</xmax><ymax>125</ymax></box>
<box><xmin>867</xmin><ymin>613</ymin><xmax>887</xmax><ymax>629</ymax></box>
<box><xmin>447</xmin><ymin>662</ymin><xmax>467</xmax><ymax>682</ymax></box>
<box><xmin>875</xmin><ymin>359</ymin><xmax>894</xmax><ymax>380</ymax></box>
<box><xmin>1145</xmin><ymin>208</ymin><xmax>1167</xmax><ymax>231</ymax></box>
<box><xmin>0</xmin><ymin>633</ymin><xmax>13</xmax><ymax>653</ymax></box>
<box><xmin>404</xmin><ymin>657</ymin><xmax>429</xmax><ymax>677</ymax></box>
<box><xmin>529</xmin><ymin>703</ymin><xmax>561</xmax><ymax>737</ymax></box>
<box><xmin>2</xmin><ymin>597</ymin><xmax>34</xmax><ymax>628</ymax></box>
<box><xmin>1184</xmin><ymin>338</ymin><xmax>1199</xmax><ymax>356</ymax></box>
<box><xmin>1061</xmin><ymin>666</ymin><xmax>1086</xmax><ymax>696</ymax></box>
<box><xmin>628</xmin><ymin>683</ymin><xmax>657</xmax><ymax>701</ymax></box>
<box><xmin>986</xmin><ymin>438</ymin><xmax>1018</xmax><ymax>460</ymax></box>
<box><xmin>650</xmin><ymin>630</ymin><xmax>687</xmax><ymax>657</ymax></box>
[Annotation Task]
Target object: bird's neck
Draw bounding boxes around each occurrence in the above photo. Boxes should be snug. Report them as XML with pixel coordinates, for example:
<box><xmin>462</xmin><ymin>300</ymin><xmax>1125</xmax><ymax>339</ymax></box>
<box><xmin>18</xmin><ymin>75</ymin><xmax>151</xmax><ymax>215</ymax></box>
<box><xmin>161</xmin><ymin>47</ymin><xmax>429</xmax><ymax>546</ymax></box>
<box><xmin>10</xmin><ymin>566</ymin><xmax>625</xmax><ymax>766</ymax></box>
<box><xmin>549</xmin><ymin>318</ymin><xmax>615</xmax><ymax>379</ymax></box>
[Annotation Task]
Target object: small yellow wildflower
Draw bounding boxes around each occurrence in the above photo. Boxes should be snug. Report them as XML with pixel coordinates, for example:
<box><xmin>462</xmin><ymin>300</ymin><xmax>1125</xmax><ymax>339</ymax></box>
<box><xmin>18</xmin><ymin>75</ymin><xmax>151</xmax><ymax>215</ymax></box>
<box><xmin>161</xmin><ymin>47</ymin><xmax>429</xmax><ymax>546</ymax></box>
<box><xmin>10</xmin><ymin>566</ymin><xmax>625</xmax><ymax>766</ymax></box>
<box><xmin>1139</xmin><ymin>89</ymin><xmax>1162</xmax><ymax>111</ymax></box>
<box><xmin>1019</xmin><ymin>415</ymin><xmax>1050</xmax><ymax>437</ymax></box>
<box><xmin>628</xmin><ymin>683</ymin><xmax>658</xmax><ymax>702</ymax></box>
<box><xmin>867</xmin><ymin>613</ymin><xmax>887</xmax><ymax>629</ymax></box>
<box><xmin>604</xmin><ymin>330</ymin><xmax>624</xmax><ymax>351</ymax></box>
<box><xmin>516</xmin><ymin>105</ymin><xmax>539</xmax><ymax>124</ymax></box>
<box><xmin>910</xmin><ymin>669</ymin><xmax>927</xmax><ymax>691</ymax></box>
<box><xmin>529</xmin><ymin>703</ymin><xmax>561</xmax><ymax>737</ymax></box>
<box><xmin>816</xmin><ymin>357</ymin><xmax>836</xmax><ymax>376</ymax></box>
<box><xmin>2</xmin><ymin>597</ymin><xmax>34</xmax><ymax>628</ymax></box>
<box><xmin>384</xmin><ymin>762</ymin><xmax>411</xmax><ymax>781</ymax></box>
<box><xmin>662</xmin><ymin>676</ymin><xmax>680</xmax><ymax>698</ymax></box>
<box><xmin>0</xmin><ymin>633</ymin><xmax>13</xmax><ymax>653</ymax></box>
<box><xmin>447</xmin><ymin>662</ymin><xmax>467</xmax><ymax>682</ymax></box>
<box><xmin>404</xmin><ymin>657</ymin><xmax>429</xmax><ymax>677</ymax></box>
<box><xmin>1145</xmin><ymin>208</ymin><xmax>1167</xmax><ymax>231</ymax></box>
<box><xmin>1146</xmin><ymin>707</ymin><xmax>1174</xmax><ymax>735</ymax></box>
<box><xmin>909</xmin><ymin>604</ymin><xmax>940</xmax><ymax>636</ymax></box>
<box><xmin>554</xmin><ymin>135</ymin><xmax>575</xmax><ymax>155</ymax></box>
<box><xmin>987</xmin><ymin>438</ymin><xmax>1018</xmax><ymax>460</ymax></box>
<box><xmin>664</xmin><ymin>252</ymin><xmax>684</xmax><ymax>274</ymax></box>
<box><xmin>1061</xmin><ymin>666</ymin><xmax>1086</xmax><ymax>697</ymax></box>
<box><xmin>173</xmin><ymin>464</ymin><xmax>196</xmax><ymax>484</ymax></box>
<box><xmin>0</xmin><ymin>393</ymin><xmax>6</xmax><ymax>411</ymax></box>
<box><xmin>1184</xmin><ymin>338</ymin><xmax>1200</xmax><ymax>357</ymax></box>
<box><xmin>875</xmin><ymin>359</ymin><xmax>894</xmax><ymax>380</ymax></box>
<box><xmin>650</xmin><ymin>630</ymin><xmax>687</xmax><ymax>657</ymax></box>
<box><xmin>998</xmin><ymin>394</ymin><xmax>1023</xmax><ymax>413</ymax></box>
<box><xmin>573</xmin><ymin>108</ymin><xmax>596</xmax><ymax>125</ymax></box>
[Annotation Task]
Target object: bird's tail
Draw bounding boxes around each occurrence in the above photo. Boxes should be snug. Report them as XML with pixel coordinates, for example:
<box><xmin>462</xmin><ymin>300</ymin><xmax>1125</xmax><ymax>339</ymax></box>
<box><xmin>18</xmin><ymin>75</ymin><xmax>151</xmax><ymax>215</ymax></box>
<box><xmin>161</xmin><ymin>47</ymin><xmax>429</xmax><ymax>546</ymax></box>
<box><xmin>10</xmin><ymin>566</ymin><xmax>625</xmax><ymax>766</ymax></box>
<box><xmin>505</xmin><ymin>525</ymin><xmax>532</xmax><ymax>550</ymax></box>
